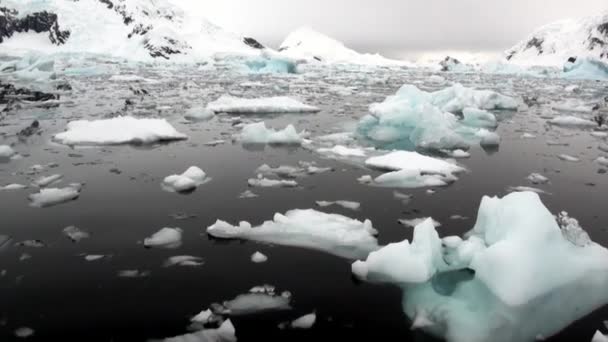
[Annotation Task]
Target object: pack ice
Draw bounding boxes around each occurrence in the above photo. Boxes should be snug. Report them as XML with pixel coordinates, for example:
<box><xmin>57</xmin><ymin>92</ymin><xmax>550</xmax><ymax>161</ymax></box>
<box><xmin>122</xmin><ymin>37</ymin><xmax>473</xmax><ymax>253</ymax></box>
<box><xmin>357</xmin><ymin>84</ymin><xmax>517</xmax><ymax>150</ymax></box>
<box><xmin>53</xmin><ymin>116</ymin><xmax>187</xmax><ymax>145</ymax></box>
<box><xmin>351</xmin><ymin>192</ymin><xmax>608</xmax><ymax>342</ymax></box>
<box><xmin>207</xmin><ymin>209</ymin><xmax>379</xmax><ymax>259</ymax></box>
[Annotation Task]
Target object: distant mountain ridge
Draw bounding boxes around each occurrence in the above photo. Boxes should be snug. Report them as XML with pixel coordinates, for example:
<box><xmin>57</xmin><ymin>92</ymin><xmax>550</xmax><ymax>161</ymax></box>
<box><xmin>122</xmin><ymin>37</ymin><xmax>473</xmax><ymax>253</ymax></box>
<box><xmin>506</xmin><ymin>11</ymin><xmax>608</xmax><ymax>66</ymax></box>
<box><xmin>0</xmin><ymin>0</ymin><xmax>265</xmax><ymax>61</ymax></box>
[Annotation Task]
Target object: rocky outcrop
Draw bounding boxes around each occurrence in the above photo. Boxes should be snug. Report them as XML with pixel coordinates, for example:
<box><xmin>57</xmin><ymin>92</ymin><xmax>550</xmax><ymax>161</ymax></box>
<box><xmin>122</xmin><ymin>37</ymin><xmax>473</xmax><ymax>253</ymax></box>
<box><xmin>243</xmin><ymin>37</ymin><xmax>264</xmax><ymax>49</ymax></box>
<box><xmin>0</xmin><ymin>7</ymin><xmax>70</xmax><ymax>45</ymax></box>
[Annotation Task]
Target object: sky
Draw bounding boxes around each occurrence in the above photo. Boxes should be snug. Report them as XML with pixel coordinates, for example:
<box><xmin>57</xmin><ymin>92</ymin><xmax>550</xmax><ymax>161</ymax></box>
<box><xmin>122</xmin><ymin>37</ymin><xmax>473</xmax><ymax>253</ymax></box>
<box><xmin>170</xmin><ymin>0</ymin><xmax>607</xmax><ymax>59</ymax></box>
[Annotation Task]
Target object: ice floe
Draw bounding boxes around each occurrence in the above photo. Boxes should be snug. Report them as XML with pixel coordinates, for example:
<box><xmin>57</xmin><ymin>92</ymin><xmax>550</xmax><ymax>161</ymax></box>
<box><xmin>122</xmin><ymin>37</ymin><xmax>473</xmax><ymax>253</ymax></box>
<box><xmin>289</xmin><ymin>312</ymin><xmax>317</xmax><ymax>329</ymax></box>
<box><xmin>0</xmin><ymin>184</ymin><xmax>27</xmax><ymax>191</ymax></box>
<box><xmin>240</xmin><ymin>122</ymin><xmax>305</xmax><ymax>145</ymax></box>
<box><xmin>184</xmin><ymin>106</ymin><xmax>215</xmax><ymax>121</ymax></box>
<box><xmin>207</xmin><ymin>209</ymin><xmax>379</xmax><ymax>259</ymax></box>
<box><xmin>160</xmin><ymin>320</ymin><xmax>236</xmax><ymax>342</ymax></box>
<box><xmin>210</xmin><ymin>285</ymin><xmax>292</xmax><ymax>316</ymax></box>
<box><xmin>162</xmin><ymin>166</ymin><xmax>210</xmax><ymax>193</ymax></box>
<box><xmin>248</xmin><ymin>176</ymin><xmax>298</xmax><ymax>188</ymax></box>
<box><xmin>28</xmin><ymin>183</ymin><xmax>82</xmax><ymax>208</ymax></box>
<box><xmin>0</xmin><ymin>145</ymin><xmax>16</xmax><ymax>158</ymax></box>
<box><xmin>63</xmin><ymin>226</ymin><xmax>90</xmax><ymax>242</ymax></box>
<box><xmin>32</xmin><ymin>174</ymin><xmax>63</xmax><ymax>188</ymax></box>
<box><xmin>207</xmin><ymin>96</ymin><xmax>319</xmax><ymax>114</ymax></box>
<box><xmin>163</xmin><ymin>255</ymin><xmax>204</xmax><ymax>267</ymax></box>
<box><xmin>352</xmin><ymin>192</ymin><xmax>608</xmax><ymax>342</ymax></box>
<box><xmin>399</xmin><ymin>217</ymin><xmax>442</xmax><ymax>228</ymax></box>
<box><xmin>549</xmin><ymin>116</ymin><xmax>597</xmax><ymax>127</ymax></box>
<box><xmin>53</xmin><ymin>116</ymin><xmax>187</xmax><ymax>145</ymax></box>
<box><xmin>527</xmin><ymin>173</ymin><xmax>550</xmax><ymax>184</ymax></box>
<box><xmin>143</xmin><ymin>227</ymin><xmax>183</xmax><ymax>249</ymax></box>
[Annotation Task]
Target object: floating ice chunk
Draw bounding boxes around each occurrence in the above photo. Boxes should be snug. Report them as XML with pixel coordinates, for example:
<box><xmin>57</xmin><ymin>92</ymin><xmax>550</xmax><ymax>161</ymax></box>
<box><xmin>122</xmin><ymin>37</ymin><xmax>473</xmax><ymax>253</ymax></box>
<box><xmin>184</xmin><ymin>107</ymin><xmax>215</xmax><ymax>121</ymax></box>
<box><xmin>477</xmin><ymin>129</ymin><xmax>501</xmax><ymax>147</ymax></box>
<box><xmin>63</xmin><ymin>226</ymin><xmax>89</xmax><ymax>242</ymax></box>
<box><xmin>429</xmin><ymin>83</ymin><xmax>519</xmax><ymax>113</ymax></box>
<box><xmin>207</xmin><ymin>209</ymin><xmax>379</xmax><ymax>259</ymax></box>
<box><xmin>162</xmin><ymin>167</ymin><xmax>210</xmax><ymax>193</ymax></box>
<box><xmin>248</xmin><ymin>176</ymin><xmax>298</xmax><ymax>188</ymax></box>
<box><xmin>14</xmin><ymin>327</ymin><xmax>34</xmax><ymax>338</ymax></box>
<box><xmin>109</xmin><ymin>75</ymin><xmax>158</xmax><ymax>83</ymax></box>
<box><xmin>212</xmin><ymin>286</ymin><xmax>292</xmax><ymax>316</ymax></box>
<box><xmin>0</xmin><ymin>184</ymin><xmax>26</xmax><ymax>191</ymax></box>
<box><xmin>508</xmin><ymin>186</ymin><xmax>549</xmax><ymax>194</ymax></box>
<box><xmin>191</xmin><ymin>309</ymin><xmax>213</xmax><ymax>324</ymax></box>
<box><xmin>238</xmin><ymin>190</ymin><xmax>259</xmax><ymax>199</ymax></box>
<box><xmin>256</xmin><ymin>164</ymin><xmax>304</xmax><ymax>178</ymax></box>
<box><xmin>316</xmin><ymin>200</ymin><xmax>361</xmax><ymax>211</ymax></box>
<box><xmin>365</xmin><ymin>169</ymin><xmax>454</xmax><ymax>189</ymax></box>
<box><xmin>399</xmin><ymin>217</ymin><xmax>442</xmax><ymax>228</ymax></box>
<box><xmin>596</xmin><ymin>157</ymin><xmax>608</xmax><ymax>167</ymax></box>
<box><xmin>28</xmin><ymin>183</ymin><xmax>82</xmax><ymax>208</ymax></box>
<box><xmin>558</xmin><ymin>154</ymin><xmax>580</xmax><ymax>162</ymax></box>
<box><xmin>317</xmin><ymin>145</ymin><xmax>368</xmax><ymax>158</ymax></box>
<box><xmin>204</xmin><ymin>140</ymin><xmax>226</xmax><ymax>147</ymax></box>
<box><xmin>592</xmin><ymin>331</ymin><xmax>608</xmax><ymax>342</ymax></box>
<box><xmin>461</xmin><ymin>108</ymin><xmax>497</xmax><ymax>128</ymax></box>
<box><xmin>118</xmin><ymin>270</ymin><xmax>150</xmax><ymax>278</ymax></box>
<box><xmin>53</xmin><ymin>116</ymin><xmax>187</xmax><ymax>145</ymax></box>
<box><xmin>290</xmin><ymin>313</ymin><xmax>316</xmax><ymax>329</ymax></box>
<box><xmin>365</xmin><ymin>151</ymin><xmax>464</xmax><ymax>175</ymax></box>
<box><xmin>144</xmin><ymin>228</ymin><xmax>183</xmax><ymax>249</ymax></box>
<box><xmin>159</xmin><ymin>319</ymin><xmax>236</xmax><ymax>342</ymax></box>
<box><xmin>411</xmin><ymin>310</ymin><xmax>435</xmax><ymax>330</ymax></box>
<box><xmin>552</xmin><ymin>100</ymin><xmax>595</xmax><ymax>113</ymax></box>
<box><xmin>449</xmin><ymin>149</ymin><xmax>471</xmax><ymax>158</ymax></box>
<box><xmin>548</xmin><ymin>116</ymin><xmax>597</xmax><ymax>127</ymax></box>
<box><xmin>32</xmin><ymin>174</ymin><xmax>62</xmax><ymax>188</ymax></box>
<box><xmin>352</xmin><ymin>192</ymin><xmax>608</xmax><ymax>342</ymax></box>
<box><xmin>394</xmin><ymin>191</ymin><xmax>413</xmax><ymax>204</ymax></box>
<box><xmin>240</xmin><ymin>122</ymin><xmax>304</xmax><ymax>145</ymax></box>
<box><xmin>207</xmin><ymin>96</ymin><xmax>319</xmax><ymax>114</ymax></box>
<box><xmin>352</xmin><ymin>219</ymin><xmax>443</xmax><ymax>283</ymax></box>
<box><xmin>592</xmin><ymin>132</ymin><xmax>608</xmax><ymax>138</ymax></box>
<box><xmin>557</xmin><ymin>212</ymin><xmax>591</xmax><ymax>247</ymax></box>
<box><xmin>163</xmin><ymin>255</ymin><xmax>204</xmax><ymax>267</ymax></box>
<box><xmin>527</xmin><ymin>173</ymin><xmax>549</xmax><ymax>184</ymax></box>
<box><xmin>251</xmin><ymin>251</ymin><xmax>268</xmax><ymax>263</ymax></box>
<box><xmin>84</xmin><ymin>255</ymin><xmax>105</xmax><ymax>262</ymax></box>
<box><xmin>0</xmin><ymin>145</ymin><xmax>16</xmax><ymax>158</ymax></box>
<box><xmin>521</xmin><ymin>133</ymin><xmax>537</xmax><ymax>139</ymax></box>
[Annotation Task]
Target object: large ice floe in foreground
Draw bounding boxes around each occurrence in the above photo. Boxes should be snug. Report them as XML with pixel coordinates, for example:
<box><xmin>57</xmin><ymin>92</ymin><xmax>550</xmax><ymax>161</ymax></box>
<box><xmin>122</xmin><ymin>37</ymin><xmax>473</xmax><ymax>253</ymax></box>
<box><xmin>207</xmin><ymin>209</ymin><xmax>379</xmax><ymax>259</ymax></box>
<box><xmin>356</xmin><ymin>84</ymin><xmax>518</xmax><ymax>150</ymax></box>
<box><xmin>352</xmin><ymin>192</ymin><xmax>608</xmax><ymax>342</ymax></box>
<box><xmin>53</xmin><ymin>116</ymin><xmax>187</xmax><ymax>145</ymax></box>
<box><xmin>360</xmin><ymin>151</ymin><xmax>466</xmax><ymax>188</ymax></box>
<box><xmin>206</xmin><ymin>96</ymin><xmax>319</xmax><ymax>114</ymax></box>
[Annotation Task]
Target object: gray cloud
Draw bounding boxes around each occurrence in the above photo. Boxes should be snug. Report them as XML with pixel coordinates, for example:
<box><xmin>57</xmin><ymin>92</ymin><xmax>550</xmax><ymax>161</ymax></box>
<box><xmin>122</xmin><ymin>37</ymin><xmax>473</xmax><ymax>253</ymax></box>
<box><xmin>172</xmin><ymin>0</ymin><xmax>607</xmax><ymax>56</ymax></box>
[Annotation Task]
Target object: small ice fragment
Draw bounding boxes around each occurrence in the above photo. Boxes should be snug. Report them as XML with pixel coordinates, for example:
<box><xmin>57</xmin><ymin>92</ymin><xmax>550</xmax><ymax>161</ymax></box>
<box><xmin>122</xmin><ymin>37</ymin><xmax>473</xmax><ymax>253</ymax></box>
<box><xmin>206</xmin><ymin>96</ymin><xmax>319</xmax><ymax>114</ymax></box>
<box><xmin>248</xmin><ymin>176</ymin><xmax>298</xmax><ymax>188</ymax></box>
<box><xmin>0</xmin><ymin>145</ymin><xmax>16</xmax><ymax>158</ymax></box>
<box><xmin>549</xmin><ymin>116</ymin><xmax>596</xmax><ymax>127</ymax></box>
<box><xmin>0</xmin><ymin>184</ymin><xmax>26</xmax><ymax>191</ymax></box>
<box><xmin>185</xmin><ymin>107</ymin><xmax>215</xmax><ymax>121</ymax></box>
<box><xmin>290</xmin><ymin>312</ymin><xmax>316</xmax><ymax>329</ymax></box>
<box><xmin>162</xmin><ymin>166</ymin><xmax>209</xmax><ymax>193</ymax></box>
<box><xmin>240</xmin><ymin>122</ymin><xmax>305</xmax><ymax>145</ymax></box>
<box><xmin>239</xmin><ymin>190</ymin><xmax>259</xmax><ymax>198</ymax></box>
<box><xmin>84</xmin><ymin>255</ymin><xmax>105</xmax><ymax>261</ymax></box>
<box><xmin>508</xmin><ymin>186</ymin><xmax>549</xmax><ymax>194</ymax></box>
<box><xmin>191</xmin><ymin>309</ymin><xmax>213</xmax><ymax>323</ymax></box>
<box><xmin>63</xmin><ymin>226</ymin><xmax>90</xmax><ymax>242</ymax></box>
<box><xmin>118</xmin><ymin>270</ymin><xmax>150</xmax><ymax>278</ymax></box>
<box><xmin>144</xmin><ymin>228</ymin><xmax>183</xmax><ymax>249</ymax></box>
<box><xmin>251</xmin><ymin>251</ymin><xmax>268</xmax><ymax>263</ymax></box>
<box><xmin>399</xmin><ymin>218</ymin><xmax>441</xmax><ymax>228</ymax></box>
<box><xmin>163</xmin><ymin>255</ymin><xmax>204</xmax><ymax>267</ymax></box>
<box><xmin>317</xmin><ymin>145</ymin><xmax>367</xmax><ymax>157</ymax></box>
<box><xmin>32</xmin><ymin>174</ymin><xmax>62</xmax><ymax>187</ymax></box>
<box><xmin>316</xmin><ymin>200</ymin><xmax>361</xmax><ymax>211</ymax></box>
<box><xmin>527</xmin><ymin>173</ymin><xmax>549</xmax><ymax>184</ymax></box>
<box><xmin>14</xmin><ymin>327</ymin><xmax>34</xmax><ymax>338</ymax></box>
<box><xmin>558</xmin><ymin>154</ymin><xmax>580</xmax><ymax>162</ymax></box>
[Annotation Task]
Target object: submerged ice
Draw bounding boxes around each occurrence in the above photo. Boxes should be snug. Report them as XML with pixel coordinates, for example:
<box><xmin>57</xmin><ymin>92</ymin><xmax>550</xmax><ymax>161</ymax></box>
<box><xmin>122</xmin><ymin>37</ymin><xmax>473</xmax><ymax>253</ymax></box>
<box><xmin>352</xmin><ymin>192</ymin><xmax>608</xmax><ymax>342</ymax></box>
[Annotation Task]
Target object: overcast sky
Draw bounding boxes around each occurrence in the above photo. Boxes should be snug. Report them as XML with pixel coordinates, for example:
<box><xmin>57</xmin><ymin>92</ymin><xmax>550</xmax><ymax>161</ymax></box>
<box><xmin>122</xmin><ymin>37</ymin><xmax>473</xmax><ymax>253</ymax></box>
<box><xmin>170</xmin><ymin>0</ymin><xmax>607</xmax><ymax>58</ymax></box>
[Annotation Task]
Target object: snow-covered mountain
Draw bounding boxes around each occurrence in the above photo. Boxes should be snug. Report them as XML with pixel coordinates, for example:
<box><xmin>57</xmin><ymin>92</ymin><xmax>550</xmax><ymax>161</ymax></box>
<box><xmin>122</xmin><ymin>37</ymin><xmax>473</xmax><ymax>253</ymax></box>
<box><xmin>0</xmin><ymin>0</ymin><xmax>266</xmax><ymax>61</ymax></box>
<box><xmin>278</xmin><ymin>27</ymin><xmax>411</xmax><ymax>66</ymax></box>
<box><xmin>506</xmin><ymin>11</ymin><xmax>608</xmax><ymax>66</ymax></box>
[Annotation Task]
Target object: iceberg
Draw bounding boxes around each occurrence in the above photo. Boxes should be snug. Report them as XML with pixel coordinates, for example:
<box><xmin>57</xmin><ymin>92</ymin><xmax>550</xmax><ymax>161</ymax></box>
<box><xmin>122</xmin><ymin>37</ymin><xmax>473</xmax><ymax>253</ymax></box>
<box><xmin>240</xmin><ymin>122</ymin><xmax>305</xmax><ymax>145</ymax></box>
<box><xmin>206</xmin><ymin>96</ymin><xmax>319</xmax><ymax>114</ymax></box>
<box><xmin>162</xmin><ymin>166</ymin><xmax>210</xmax><ymax>193</ymax></box>
<box><xmin>207</xmin><ymin>209</ymin><xmax>379</xmax><ymax>259</ymax></box>
<box><xmin>53</xmin><ymin>116</ymin><xmax>187</xmax><ymax>146</ymax></box>
<box><xmin>562</xmin><ymin>58</ymin><xmax>608</xmax><ymax>81</ymax></box>
<box><xmin>357</xmin><ymin>84</ymin><xmax>516</xmax><ymax>150</ymax></box>
<box><xmin>352</xmin><ymin>192</ymin><xmax>608</xmax><ymax>342</ymax></box>
<box><xmin>243</xmin><ymin>54</ymin><xmax>299</xmax><ymax>74</ymax></box>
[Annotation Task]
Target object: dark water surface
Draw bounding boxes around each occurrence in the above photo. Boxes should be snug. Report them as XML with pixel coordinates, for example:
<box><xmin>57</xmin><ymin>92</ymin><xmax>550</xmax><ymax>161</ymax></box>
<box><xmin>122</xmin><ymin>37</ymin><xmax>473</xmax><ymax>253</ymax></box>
<box><xmin>1</xmin><ymin>60</ymin><xmax>608</xmax><ymax>341</ymax></box>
